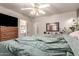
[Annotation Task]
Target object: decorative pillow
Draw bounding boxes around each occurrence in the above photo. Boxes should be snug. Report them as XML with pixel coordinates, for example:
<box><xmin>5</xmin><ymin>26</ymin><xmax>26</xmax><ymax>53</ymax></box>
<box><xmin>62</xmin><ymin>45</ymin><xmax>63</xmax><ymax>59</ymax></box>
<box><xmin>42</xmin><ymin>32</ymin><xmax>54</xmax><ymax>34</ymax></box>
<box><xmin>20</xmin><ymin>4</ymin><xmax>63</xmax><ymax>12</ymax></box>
<box><xmin>69</xmin><ymin>31</ymin><xmax>79</xmax><ymax>39</ymax></box>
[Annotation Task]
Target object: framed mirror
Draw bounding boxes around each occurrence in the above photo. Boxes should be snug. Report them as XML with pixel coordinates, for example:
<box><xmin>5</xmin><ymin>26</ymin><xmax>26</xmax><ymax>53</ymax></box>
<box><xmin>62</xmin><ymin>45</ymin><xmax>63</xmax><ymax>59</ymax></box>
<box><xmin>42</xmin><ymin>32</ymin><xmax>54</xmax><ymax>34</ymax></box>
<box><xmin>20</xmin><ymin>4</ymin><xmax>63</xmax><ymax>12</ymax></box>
<box><xmin>46</xmin><ymin>22</ymin><xmax>59</xmax><ymax>32</ymax></box>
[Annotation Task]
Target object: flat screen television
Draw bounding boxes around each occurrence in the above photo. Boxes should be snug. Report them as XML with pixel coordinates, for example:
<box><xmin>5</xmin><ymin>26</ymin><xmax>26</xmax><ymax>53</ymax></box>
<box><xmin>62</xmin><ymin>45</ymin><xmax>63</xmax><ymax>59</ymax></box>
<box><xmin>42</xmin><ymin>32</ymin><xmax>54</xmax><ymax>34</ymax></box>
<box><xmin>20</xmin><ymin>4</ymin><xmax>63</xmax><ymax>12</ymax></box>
<box><xmin>0</xmin><ymin>13</ymin><xmax>18</xmax><ymax>27</ymax></box>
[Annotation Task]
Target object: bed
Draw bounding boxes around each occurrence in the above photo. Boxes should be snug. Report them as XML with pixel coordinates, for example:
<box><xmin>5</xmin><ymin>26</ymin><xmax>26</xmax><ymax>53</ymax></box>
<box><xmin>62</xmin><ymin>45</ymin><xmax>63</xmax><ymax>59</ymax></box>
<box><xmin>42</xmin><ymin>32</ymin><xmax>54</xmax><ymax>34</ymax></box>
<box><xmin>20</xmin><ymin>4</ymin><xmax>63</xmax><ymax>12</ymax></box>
<box><xmin>0</xmin><ymin>34</ymin><xmax>78</xmax><ymax>56</ymax></box>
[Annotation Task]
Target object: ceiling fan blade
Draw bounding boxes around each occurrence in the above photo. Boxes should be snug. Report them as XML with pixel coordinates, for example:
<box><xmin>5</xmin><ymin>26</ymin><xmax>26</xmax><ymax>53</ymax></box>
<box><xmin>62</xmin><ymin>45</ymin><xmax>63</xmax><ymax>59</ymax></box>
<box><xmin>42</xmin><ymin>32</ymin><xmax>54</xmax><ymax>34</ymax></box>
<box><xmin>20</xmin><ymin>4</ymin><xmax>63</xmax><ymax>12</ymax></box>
<box><xmin>39</xmin><ymin>4</ymin><xmax>50</xmax><ymax>8</ymax></box>
<box><xmin>21</xmin><ymin>8</ymin><xmax>32</xmax><ymax>10</ymax></box>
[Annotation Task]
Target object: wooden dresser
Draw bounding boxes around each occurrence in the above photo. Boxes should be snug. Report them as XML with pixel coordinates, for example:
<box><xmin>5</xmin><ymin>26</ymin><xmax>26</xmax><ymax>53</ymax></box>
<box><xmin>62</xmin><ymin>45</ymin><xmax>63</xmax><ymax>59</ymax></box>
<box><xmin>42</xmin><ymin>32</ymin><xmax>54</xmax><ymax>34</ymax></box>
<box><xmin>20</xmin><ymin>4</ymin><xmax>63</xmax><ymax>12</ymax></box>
<box><xmin>0</xmin><ymin>26</ymin><xmax>18</xmax><ymax>41</ymax></box>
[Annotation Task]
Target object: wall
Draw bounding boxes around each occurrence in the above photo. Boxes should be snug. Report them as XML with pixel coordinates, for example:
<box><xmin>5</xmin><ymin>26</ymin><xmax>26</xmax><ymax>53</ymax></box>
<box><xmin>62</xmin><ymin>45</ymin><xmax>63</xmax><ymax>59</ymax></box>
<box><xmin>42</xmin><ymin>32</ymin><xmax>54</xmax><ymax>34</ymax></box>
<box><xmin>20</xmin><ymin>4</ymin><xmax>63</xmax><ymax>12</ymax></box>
<box><xmin>34</xmin><ymin>11</ymin><xmax>77</xmax><ymax>35</ymax></box>
<box><xmin>0</xmin><ymin>6</ymin><xmax>33</xmax><ymax>37</ymax></box>
<box><xmin>0</xmin><ymin>6</ymin><xmax>77</xmax><ymax>36</ymax></box>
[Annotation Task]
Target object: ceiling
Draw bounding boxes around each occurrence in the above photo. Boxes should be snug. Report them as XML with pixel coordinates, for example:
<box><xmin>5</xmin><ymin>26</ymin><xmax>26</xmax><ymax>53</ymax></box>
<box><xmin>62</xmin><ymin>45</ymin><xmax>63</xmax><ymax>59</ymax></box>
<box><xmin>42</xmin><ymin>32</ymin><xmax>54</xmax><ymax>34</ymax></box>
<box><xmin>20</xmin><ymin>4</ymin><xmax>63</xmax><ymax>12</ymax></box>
<box><xmin>0</xmin><ymin>3</ymin><xmax>79</xmax><ymax>18</ymax></box>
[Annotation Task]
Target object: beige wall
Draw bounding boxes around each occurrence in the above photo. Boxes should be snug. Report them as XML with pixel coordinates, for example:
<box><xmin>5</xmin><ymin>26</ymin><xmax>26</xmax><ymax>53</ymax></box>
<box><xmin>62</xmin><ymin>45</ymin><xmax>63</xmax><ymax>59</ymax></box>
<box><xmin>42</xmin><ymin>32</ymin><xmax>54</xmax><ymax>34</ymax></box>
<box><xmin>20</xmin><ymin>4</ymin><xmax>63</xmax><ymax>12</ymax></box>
<box><xmin>34</xmin><ymin>11</ymin><xmax>77</xmax><ymax>35</ymax></box>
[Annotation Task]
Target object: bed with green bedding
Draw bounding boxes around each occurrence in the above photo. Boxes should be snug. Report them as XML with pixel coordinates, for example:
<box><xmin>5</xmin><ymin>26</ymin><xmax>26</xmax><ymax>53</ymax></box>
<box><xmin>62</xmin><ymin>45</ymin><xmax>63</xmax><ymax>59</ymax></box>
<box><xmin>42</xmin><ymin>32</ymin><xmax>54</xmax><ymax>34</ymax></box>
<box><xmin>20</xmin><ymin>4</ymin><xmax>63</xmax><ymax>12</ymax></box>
<box><xmin>0</xmin><ymin>34</ymin><xmax>76</xmax><ymax>56</ymax></box>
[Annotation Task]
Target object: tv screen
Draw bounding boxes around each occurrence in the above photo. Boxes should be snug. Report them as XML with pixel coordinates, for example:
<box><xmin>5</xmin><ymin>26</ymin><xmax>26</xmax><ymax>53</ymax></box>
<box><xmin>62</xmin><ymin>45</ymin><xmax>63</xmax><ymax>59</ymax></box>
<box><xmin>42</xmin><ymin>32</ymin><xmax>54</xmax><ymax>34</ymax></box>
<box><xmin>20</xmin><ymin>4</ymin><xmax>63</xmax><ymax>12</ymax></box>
<box><xmin>0</xmin><ymin>13</ymin><xmax>18</xmax><ymax>27</ymax></box>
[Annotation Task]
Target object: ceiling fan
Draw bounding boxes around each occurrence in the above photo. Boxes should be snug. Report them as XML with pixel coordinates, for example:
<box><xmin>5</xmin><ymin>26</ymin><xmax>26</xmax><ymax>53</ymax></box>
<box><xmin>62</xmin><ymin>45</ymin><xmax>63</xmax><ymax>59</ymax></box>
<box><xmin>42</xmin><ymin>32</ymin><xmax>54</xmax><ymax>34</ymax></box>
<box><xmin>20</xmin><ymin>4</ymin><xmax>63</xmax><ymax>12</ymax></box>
<box><xmin>21</xmin><ymin>3</ymin><xmax>50</xmax><ymax>16</ymax></box>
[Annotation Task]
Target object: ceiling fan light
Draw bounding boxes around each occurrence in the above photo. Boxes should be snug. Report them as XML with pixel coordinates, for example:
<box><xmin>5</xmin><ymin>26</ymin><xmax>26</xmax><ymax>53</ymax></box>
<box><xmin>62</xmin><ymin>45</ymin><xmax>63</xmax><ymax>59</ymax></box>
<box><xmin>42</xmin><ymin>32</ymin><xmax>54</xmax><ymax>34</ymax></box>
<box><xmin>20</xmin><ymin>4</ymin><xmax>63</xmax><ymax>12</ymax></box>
<box><xmin>36</xmin><ymin>12</ymin><xmax>39</xmax><ymax>16</ymax></box>
<box><xmin>30</xmin><ymin>11</ymin><xmax>36</xmax><ymax>15</ymax></box>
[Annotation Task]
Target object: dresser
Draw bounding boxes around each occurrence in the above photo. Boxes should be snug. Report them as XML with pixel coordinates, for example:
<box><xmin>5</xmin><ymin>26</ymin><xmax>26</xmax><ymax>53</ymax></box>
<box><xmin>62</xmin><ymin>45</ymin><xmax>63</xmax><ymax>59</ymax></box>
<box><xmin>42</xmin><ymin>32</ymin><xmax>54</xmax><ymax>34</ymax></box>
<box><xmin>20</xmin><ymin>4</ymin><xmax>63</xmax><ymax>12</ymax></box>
<box><xmin>0</xmin><ymin>26</ymin><xmax>18</xmax><ymax>41</ymax></box>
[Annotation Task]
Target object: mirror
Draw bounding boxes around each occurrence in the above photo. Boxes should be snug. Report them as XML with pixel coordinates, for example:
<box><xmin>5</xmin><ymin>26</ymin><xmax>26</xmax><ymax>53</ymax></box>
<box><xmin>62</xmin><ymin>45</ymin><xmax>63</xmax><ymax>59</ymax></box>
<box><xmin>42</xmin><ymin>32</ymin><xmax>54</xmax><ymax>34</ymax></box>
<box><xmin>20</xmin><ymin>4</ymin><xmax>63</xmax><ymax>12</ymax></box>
<box><xmin>46</xmin><ymin>22</ymin><xmax>59</xmax><ymax>32</ymax></box>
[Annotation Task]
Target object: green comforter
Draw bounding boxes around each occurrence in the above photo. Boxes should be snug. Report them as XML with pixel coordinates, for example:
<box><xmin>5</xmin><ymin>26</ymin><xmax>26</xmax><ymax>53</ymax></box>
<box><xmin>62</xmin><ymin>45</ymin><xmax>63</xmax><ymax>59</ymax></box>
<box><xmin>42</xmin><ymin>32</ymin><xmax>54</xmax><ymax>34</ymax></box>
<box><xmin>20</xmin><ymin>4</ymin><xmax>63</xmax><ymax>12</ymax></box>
<box><xmin>0</xmin><ymin>34</ymin><xmax>74</xmax><ymax>56</ymax></box>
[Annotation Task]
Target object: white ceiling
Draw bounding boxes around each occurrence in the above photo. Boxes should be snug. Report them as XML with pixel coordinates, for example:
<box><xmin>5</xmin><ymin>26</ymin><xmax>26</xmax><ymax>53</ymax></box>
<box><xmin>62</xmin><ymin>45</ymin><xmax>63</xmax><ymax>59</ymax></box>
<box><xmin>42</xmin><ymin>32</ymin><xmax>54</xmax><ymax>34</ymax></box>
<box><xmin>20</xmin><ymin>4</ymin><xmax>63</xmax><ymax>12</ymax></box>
<box><xmin>0</xmin><ymin>3</ymin><xmax>79</xmax><ymax>18</ymax></box>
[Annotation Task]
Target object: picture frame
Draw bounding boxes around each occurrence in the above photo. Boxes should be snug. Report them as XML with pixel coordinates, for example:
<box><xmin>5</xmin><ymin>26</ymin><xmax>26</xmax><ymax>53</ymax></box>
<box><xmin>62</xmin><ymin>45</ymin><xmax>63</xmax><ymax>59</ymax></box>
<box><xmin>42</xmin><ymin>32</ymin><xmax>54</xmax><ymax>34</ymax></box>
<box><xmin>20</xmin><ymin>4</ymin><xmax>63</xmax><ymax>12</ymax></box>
<box><xmin>46</xmin><ymin>22</ymin><xmax>59</xmax><ymax>32</ymax></box>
